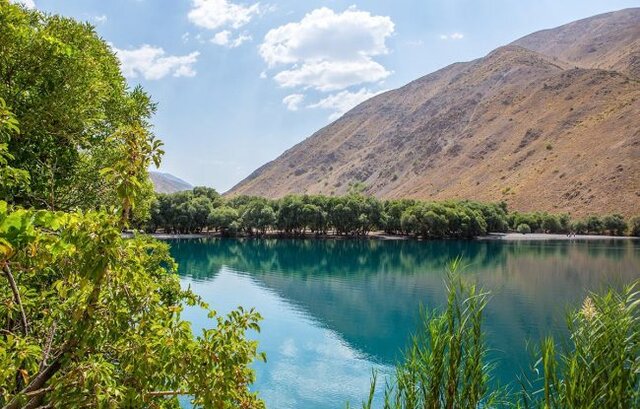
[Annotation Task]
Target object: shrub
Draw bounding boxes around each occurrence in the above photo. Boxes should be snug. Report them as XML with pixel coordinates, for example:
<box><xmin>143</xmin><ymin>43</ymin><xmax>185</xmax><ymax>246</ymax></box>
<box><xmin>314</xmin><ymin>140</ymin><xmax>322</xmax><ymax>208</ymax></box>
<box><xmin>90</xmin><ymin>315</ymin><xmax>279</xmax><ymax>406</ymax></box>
<box><xmin>571</xmin><ymin>219</ymin><xmax>588</xmax><ymax>234</ymax></box>
<box><xmin>631</xmin><ymin>216</ymin><xmax>640</xmax><ymax>237</ymax></box>
<box><xmin>585</xmin><ymin>215</ymin><xmax>604</xmax><ymax>234</ymax></box>
<box><xmin>517</xmin><ymin>223</ymin><xmax>532</xmax><ymax>234</ymax></box>
<box><xmin>602</xmin><ymin>214</ymin><xmax>628</xmax><ymax>236</ymax></box>
<box><xmin>541</xmin><ymin>214</ymin><xmax>562</xmax><ymax>233</ymax></box>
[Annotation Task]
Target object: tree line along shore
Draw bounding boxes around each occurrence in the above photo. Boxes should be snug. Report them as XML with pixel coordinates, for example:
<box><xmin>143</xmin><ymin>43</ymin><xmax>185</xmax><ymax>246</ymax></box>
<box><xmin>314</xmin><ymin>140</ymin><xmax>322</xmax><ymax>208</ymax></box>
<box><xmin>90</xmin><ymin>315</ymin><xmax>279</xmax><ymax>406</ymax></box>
<box><xmin>145</xmin><ymin>187</ymin><xmax>640</xmax><ymax>239</ymax></box>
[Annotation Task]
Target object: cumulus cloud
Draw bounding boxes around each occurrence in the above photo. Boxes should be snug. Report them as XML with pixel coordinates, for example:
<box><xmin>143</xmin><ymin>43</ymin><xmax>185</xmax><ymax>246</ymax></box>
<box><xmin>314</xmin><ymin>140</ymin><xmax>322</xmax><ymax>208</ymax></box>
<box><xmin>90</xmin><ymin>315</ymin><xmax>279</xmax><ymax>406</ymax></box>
<box><xmin>113</xmin><ymin>45</ymin><xmax>200</xmax><ymax>80</ymax></box>
<box><xmin>260</xmin><ymin>7</ymin><xmax>394</xmax><ymax>92</ymax></box>
<box><xmin>308</xmin><ymin>88</ymin><xmax>384</xmax><ymax>121</ymax></box>
<box><xmin>273</xmin><ymin>59</ymin><xmax>389</xmax><ymax>92</ymax></box>
<box><xmin>11</xmin><ymin>0</ymin><xmax>35</xmax><ymax>8</ymax></box>
<box><xmin>440</xmin><ymin>32</ymin><xmax>464</xmax><ymax>40</ymax></box>
<box><xmin>282</xmin><ymin>94</ymin><xmax>305</xmax><ymax>111</ymax></box>
<box><xmin>188</xmin><ymin>0</ymin><xmax>260</xmax><ymax>30</ymax></box>
<box><xmin>211</xmin><ymin>30</ymin><xmax>252</xmax><ymax>48</ymax></box>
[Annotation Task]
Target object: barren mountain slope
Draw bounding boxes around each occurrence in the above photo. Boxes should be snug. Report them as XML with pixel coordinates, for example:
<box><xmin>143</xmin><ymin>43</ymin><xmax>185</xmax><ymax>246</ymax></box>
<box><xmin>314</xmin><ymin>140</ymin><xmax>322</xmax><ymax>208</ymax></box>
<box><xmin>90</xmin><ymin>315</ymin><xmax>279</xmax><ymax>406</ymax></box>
<box><xmin>513</xmin><ymin>8</ymin><xmax>640</xmax><ymax>77</ymax></box>
<box><xmin>228</xmin><ymin>9</ymin><xmax>640</xmax><ymax>217</ymax></box>
<box><xmin>149</xmin><ymin>171</ymin><xmax>192</xmax><ymax>193</ymax></box>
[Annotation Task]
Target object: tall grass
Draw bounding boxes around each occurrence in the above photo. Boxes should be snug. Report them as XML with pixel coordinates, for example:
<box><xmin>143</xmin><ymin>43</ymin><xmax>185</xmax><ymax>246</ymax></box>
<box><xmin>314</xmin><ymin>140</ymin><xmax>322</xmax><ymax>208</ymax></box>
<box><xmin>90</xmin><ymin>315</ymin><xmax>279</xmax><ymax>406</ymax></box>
<box><xmin>353</xmin><ymin>262</ymin><xmax>640</xmax><ymax>409</ymax></box>
<box><xmin>356</xmin><ymin>259</ymin><xmax>498</xmax><ymax>409</ymax></box>
<box><xmin>519</xmin><ymin>282</ymin><xmax>640</xmax><ymax>408</ymax></box>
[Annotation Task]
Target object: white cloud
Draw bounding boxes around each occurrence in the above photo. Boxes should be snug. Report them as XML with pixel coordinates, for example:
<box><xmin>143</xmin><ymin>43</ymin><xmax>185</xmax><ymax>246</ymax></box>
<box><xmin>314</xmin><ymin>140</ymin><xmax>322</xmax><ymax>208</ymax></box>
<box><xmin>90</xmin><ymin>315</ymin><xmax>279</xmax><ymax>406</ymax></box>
<box><xmin>308</xmin><ymin>88</ymin><xmax>384</xmax><ymax>121</ymax></box>
<box><xmin>211</xmin><ymin>30</ymin><xmax>251</xmax><ymax>48</ymax></box>
<box><xmin>260</xmin><ymin>7</ymin><xmax>394</xmax><ymax>92</ymax></box>
<box><xmin>273</xmin><ymin>59</ymin><xmax>389</xmax><ymax>92</ymax></box>
<box><xmin>282</xmin><ymin>94</ymin><xmax>305</xmax><ymax>111</ymax></box>
<box><xmin>188</xmin><ymin>0</ymin><xmax>260</xmax><ymax>30</ymax></box>
<box><xmin>113</xmin><ymin>45</ymin><xmax>200</xmax><ymax>80</ymax></box>
<box><xmin>11</xmin><ymin>0</ymin><xmax>35</xmax><ymax>8</ymax></box>
<box><xmin>93</xmin><ymin>14</ymin><xmax>108</xmax><ymax>24</ymax></box>
<box><xmin>440</xmin><ymin>32</ymin><xmax>464</xmax><ymax>40</ymax></box>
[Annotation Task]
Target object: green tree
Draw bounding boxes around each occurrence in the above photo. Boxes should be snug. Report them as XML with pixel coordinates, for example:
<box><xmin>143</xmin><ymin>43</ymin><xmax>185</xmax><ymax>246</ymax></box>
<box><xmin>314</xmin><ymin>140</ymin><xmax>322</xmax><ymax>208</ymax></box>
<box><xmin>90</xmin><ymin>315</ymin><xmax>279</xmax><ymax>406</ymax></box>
<box><xmin>517</xmin><ymin>223</ymin><xmax>532</xmax><ymax>234</ymax></box>
<box><xmin>276</xmin><ymin>195</ymin><xmax>305</xmax><ymax>234</ymax></box>
<box><xmin>0</xmin><ymin>2</ymin><xmax>157</xmax><ymax>211</ymax></box>
<box><xmin>571</xmin><ymin>219</ymin><xmax>588</xmax><ymax>234</ymax></box>
<box><xmin>208</xmin><ymin>206</ymin><xmax>239</xmax><ymax>235</ymax></box>
<box><xmin>630</xmin><ymin>216</ymin><xmax>640</xmax><ymax>237</ymax></box>
<box><xmin>300</xmin><ymin>203</ymin><xmax>327</xmax><ymax>234</ymax></box>
<box><xmin>240</xmin><ymin>199</ymin><xmax>276</xmax><ymax>235</ymax></box>
<box><xmin>0</xmin><ymin>203</ymin><xmax>265</xmax><ymax>408</ymax></box>
<box><xmin>0</xmin><ymin>98</ymin><xmax>29</xmax><ymax>197</ymax></box>
<box><xmin>100</xmin><ymin>124</ymin><xmax>163</xmax><ymax>226</ymax></box>
<box><xmin>541</xmin><ymin>214</ymin><xmax>562</xmax><ymax>233</ymax></box>
<box><xmin>602</xmin><ymin>214</ymin><xmax>627</xmax><ymax>236</ymax></box>
<box><xmin>585</xmin><ymin>215</ymin><xmax>604</xmax><ymax>235</ymax></box>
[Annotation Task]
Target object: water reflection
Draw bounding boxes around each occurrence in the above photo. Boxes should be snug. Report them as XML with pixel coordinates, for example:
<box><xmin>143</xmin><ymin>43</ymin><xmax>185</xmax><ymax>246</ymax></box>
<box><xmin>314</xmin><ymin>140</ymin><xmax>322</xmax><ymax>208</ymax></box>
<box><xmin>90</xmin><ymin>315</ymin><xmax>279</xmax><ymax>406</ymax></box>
<box><xmin>173</xmin><ymin>238</ymin><xmax>640</xmax><ymax>408</ymax></box>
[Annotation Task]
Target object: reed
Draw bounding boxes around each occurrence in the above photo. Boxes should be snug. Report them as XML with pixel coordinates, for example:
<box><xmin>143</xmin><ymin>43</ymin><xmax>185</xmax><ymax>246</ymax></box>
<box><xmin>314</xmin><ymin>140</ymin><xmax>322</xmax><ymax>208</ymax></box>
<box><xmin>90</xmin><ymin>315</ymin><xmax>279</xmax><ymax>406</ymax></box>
<box><xmin>519</xmin><ymin>281</ymin><xmax>640</xmax><ymax>408</ymax></box>
<box><xmin>357</xmin><ymin>258</ymin><xmax>497</xmax><ymax>409</ymax></box>
<box><xmin>353</xmin><ymin>263</ymin><xmax>639</xmax><ymax>409</ymax></box>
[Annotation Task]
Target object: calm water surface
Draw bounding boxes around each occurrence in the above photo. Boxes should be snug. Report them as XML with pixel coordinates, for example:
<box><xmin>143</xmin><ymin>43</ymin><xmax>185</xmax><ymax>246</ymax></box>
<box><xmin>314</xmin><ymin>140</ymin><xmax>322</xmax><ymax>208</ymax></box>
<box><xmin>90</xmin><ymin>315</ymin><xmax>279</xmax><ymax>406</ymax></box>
<box><xmin>171</xmin><ymin>238</ymin><xmax>640</xmax><ymax>408</ymax></box>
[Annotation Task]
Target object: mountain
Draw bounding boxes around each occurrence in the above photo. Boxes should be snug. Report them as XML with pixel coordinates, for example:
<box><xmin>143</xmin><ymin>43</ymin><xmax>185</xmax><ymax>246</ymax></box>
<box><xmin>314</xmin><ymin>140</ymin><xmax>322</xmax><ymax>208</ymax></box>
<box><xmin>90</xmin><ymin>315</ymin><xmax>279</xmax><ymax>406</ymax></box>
<box><xmin>228</xmin><ymin>9</ymin><xmax>640</xmax><ymax>217</ymax></box>
<box><xmin>149</xmin><ymin>171</ymin><xmax>192</xmax><ymax>194</ymax></box>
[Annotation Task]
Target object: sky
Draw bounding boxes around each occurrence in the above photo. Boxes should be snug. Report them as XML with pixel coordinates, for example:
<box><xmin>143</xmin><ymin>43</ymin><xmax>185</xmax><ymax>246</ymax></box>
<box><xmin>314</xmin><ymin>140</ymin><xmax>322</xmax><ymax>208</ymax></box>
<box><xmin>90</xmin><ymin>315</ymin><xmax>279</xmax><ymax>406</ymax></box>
<box><xmin>13</xmin><ymin>0</ymin><xmax>640</xmax><ymax>192</ymax></box>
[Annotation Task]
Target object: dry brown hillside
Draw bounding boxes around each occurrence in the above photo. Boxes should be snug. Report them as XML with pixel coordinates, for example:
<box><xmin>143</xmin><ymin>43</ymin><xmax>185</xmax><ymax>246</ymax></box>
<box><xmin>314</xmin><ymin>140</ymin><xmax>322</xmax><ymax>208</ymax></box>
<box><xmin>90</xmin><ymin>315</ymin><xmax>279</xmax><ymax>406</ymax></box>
<box><xmin>228</xmin><ymin>9</ymin><xmax>640</xmax><ymax>217</ymax></box>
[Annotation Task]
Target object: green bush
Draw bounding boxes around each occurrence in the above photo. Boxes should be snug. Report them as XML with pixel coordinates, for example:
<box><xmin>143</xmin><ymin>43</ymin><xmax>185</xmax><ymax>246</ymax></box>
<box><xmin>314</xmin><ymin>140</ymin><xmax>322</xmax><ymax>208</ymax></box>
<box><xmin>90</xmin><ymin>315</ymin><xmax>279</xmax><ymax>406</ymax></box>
<box><xmin>602</xmin><ymin>214</ymin><xmax>628</xmax><ymax>236</ymax></box>
<box><xmin>571</xmin><ymin>219</ymin><xmax>588</xmax><ymax>234</ymax></box>
<box><xmin>585</xmin><ymin>215</ymin><xmax>604</xmax><ymax>234</ymax></box>
<box><xmin>631</xmin><ymin>216</ymin><xmax>640</xmax><ymax>237</ymax></box>
<box><xmin>541</xmin><ymin>214</ymin><xmax>562</xmax><ymax>233</ymax></box>
<box><xmin>517</xmin><ymin>223</ymin><xmax>532</xmax><ymax>234</ymax></box>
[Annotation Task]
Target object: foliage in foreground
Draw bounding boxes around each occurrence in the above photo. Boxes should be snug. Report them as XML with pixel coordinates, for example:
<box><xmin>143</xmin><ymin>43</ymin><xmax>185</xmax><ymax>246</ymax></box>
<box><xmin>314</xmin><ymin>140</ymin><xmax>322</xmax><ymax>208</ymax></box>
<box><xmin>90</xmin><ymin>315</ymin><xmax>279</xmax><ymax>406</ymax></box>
<box><xmin>354</xmin><ymin>264</ymin><xmax>640</xmax><ymax>408</ymax></box>
<box><xmin>0</xmin><ymin>202</ymin><xmax>265</xmax><ymax>408</ymax></box>
<box><xmin>0</xmin><ymin>1</ymin><xmax>158</xmax><ymax>217</ymax></box>
<box><xmin>520</xmin><ymin>283</ymin><xmax>640</xmax><ymax>408</ymax></box>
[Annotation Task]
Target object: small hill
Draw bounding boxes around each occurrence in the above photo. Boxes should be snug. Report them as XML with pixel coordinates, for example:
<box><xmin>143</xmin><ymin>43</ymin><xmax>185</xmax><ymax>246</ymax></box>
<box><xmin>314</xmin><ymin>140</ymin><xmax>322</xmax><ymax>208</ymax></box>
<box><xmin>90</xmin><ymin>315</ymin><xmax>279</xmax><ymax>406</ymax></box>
<box><xmin>228</xmin><ymin>8</ymin><xmax>640</xmax><ymax>217</ymax></box>
<box><xmin>149</xmin><ymin>171</ymin><xmax>192</xmax><ymax>194</ymax></box>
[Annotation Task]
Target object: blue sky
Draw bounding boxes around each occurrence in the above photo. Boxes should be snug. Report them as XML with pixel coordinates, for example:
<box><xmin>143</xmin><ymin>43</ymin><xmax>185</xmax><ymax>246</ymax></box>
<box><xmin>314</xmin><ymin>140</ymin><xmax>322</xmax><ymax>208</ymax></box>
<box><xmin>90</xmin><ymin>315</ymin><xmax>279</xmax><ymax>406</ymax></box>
<box><xmin>16</xmin><ymin>0</ymin><xmax>640</xmax><ymax>192</ymax></box>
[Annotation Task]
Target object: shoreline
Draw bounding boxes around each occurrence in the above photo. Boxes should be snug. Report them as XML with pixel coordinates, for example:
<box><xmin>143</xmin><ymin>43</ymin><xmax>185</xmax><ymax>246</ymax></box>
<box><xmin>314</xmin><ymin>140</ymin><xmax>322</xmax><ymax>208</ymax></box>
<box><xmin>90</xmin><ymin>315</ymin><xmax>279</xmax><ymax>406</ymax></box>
<box><xmin>478</xmin><ymin>233</ymin><xmax>638</xmax><ymax>241</ymax></box>
<box><xmin>141</xmin><ymin>232</ymin><xmax>639</xmax><ymax>242</ymax></box>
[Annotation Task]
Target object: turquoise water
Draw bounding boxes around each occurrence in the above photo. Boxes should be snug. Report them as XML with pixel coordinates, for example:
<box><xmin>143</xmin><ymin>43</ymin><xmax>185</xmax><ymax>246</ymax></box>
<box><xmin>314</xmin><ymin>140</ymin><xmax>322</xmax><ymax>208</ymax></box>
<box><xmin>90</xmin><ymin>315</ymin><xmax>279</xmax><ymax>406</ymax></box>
<box><xmin>171</xmin><ymin>238</ymin><xmax>640</xmax><ymax>408</ymax></box>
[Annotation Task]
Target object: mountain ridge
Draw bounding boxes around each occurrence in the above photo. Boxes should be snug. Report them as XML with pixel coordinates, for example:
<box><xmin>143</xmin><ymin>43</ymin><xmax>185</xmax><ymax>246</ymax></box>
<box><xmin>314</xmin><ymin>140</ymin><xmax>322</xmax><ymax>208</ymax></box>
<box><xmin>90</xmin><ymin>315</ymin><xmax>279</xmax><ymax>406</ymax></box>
<box><xmin>228</xmin><ymin>8</ymin><xmax>640</xmax><ymax>216</ymax></box>
<box><xmin>149</xmin><ymin>171</ymin><xmax>193</xmax><ymax>194</ymax></box>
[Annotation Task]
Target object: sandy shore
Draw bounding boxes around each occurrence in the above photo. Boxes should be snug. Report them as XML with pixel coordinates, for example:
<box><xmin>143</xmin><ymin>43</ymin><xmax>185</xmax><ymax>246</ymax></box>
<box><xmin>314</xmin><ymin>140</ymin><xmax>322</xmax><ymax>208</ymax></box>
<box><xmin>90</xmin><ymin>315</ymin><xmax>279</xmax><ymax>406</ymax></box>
<box><xmin>478</xmin><ymin>233</ymin><xmax>639</xmax><ymax>241</ymax></box>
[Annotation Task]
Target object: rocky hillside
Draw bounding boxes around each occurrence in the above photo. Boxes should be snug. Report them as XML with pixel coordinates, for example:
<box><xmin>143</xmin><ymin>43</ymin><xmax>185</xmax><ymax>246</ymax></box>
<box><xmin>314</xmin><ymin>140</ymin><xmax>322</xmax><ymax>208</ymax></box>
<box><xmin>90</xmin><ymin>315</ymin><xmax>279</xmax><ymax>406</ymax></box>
<box><xmin>228</xmin><ymin>9</ymin><xmax>640</xmax><ymax>216</ymax></box>
<box><xmin>149</xmin><ymin>171</ymin><xmax>192</xmax><ymax>194</ymax></box>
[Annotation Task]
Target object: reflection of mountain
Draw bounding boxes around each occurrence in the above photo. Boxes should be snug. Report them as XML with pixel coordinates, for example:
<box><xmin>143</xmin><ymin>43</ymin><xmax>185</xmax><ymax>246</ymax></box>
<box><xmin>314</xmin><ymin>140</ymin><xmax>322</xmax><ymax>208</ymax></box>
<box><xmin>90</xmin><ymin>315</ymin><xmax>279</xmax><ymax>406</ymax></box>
<box><xmin>170</xmin><ymin>238</ymin><xmax>640</xmax><ymax>382</ymax></box>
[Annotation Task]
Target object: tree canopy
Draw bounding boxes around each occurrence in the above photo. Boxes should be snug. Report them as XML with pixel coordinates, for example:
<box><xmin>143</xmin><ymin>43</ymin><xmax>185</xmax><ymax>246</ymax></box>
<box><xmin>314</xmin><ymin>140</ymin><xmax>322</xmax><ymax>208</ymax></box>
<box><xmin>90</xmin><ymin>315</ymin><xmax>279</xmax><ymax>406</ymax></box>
<box><xmin>0</xmin><ymin>0</ymin><xmax>156</xmax><ymax>213</ymax></box>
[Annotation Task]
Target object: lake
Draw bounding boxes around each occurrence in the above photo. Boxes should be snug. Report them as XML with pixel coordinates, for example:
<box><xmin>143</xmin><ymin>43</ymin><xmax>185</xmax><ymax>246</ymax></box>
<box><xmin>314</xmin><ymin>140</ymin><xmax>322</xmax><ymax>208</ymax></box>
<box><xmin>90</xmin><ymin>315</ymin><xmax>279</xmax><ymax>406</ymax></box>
<box><xmin>171</xmin><ymin>237</ymin><xmax>640</xmax><ymax>408</ymax></box>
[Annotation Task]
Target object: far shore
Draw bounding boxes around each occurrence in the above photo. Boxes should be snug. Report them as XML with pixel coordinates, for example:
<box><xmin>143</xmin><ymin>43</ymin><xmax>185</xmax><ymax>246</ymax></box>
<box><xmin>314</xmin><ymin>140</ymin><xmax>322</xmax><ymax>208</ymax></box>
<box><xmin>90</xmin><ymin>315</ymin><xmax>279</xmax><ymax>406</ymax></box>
<box><xmin>478</xmin><ymin>233</ymin><xmax>638</xmax><ymax>241</ymax></box>
<box><xmin>137</xmin><ymin>231</ymin><xmax>639</xmax><ymax>241</ymax></box>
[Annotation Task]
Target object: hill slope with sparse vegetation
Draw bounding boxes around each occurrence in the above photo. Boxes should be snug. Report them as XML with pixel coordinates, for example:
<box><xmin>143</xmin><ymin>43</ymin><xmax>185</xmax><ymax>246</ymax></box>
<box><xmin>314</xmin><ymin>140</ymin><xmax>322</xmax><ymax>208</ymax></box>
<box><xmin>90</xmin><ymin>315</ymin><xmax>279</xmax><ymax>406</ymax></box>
<box><xmin>228</xmin><ymin>8</ymin><xmax>640</xmax><ymax>217</ymax></box>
